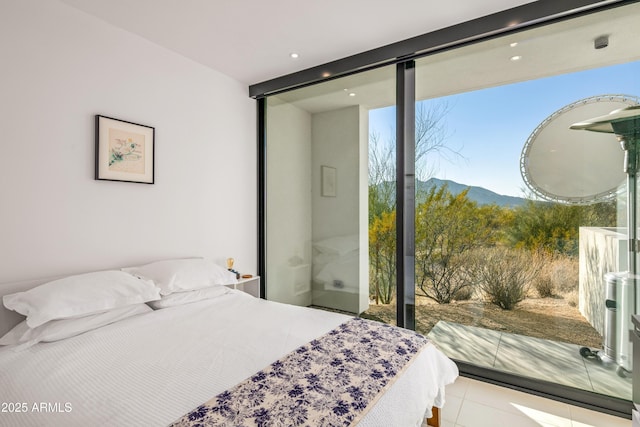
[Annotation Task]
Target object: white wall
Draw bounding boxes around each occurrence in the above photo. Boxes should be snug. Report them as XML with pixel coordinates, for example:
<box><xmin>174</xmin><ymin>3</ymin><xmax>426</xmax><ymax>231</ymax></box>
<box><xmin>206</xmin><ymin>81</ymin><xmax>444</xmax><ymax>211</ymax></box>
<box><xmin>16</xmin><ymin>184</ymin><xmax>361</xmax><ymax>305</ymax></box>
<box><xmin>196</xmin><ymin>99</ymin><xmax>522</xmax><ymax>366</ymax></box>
<box><xmin>0</xmin><ymin>0</ymin><xmax>256</xmax><ymax>282</ymax></box>
<box><xmin>265</xmin><ymin>100</ymin><xmax>313</xmax><ymax>306</ymax></box>
<box><xmin>357</xmin><ymin>107</ymin><xmax>370</xmax><ymax>313</ymax></box>
<box><xmin>578</xmin><ymin>227</ymin><xmax>627</xmax><ymax>335</ymax></box>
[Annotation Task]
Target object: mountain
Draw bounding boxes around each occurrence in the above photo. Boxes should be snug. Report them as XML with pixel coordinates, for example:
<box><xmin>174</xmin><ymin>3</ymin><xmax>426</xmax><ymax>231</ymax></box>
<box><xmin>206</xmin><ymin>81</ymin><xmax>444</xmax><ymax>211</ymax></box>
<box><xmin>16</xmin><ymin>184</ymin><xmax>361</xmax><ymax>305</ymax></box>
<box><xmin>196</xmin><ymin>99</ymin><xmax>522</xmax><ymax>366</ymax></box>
<box><xmin>416</xmin><ymin>178</ymin><xmax>527</xmax><ymax>207</ymax></box>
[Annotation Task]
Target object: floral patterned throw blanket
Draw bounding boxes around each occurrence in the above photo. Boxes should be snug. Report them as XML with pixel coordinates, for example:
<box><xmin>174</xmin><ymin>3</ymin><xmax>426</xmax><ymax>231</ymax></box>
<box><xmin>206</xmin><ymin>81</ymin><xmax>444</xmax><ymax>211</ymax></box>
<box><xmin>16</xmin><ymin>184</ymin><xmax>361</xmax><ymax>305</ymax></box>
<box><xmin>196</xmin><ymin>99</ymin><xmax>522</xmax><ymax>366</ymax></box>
<box><xmin>169</xmin><ymin>317</ymin><xmax>430</xmax><ymax>427</ymax></box>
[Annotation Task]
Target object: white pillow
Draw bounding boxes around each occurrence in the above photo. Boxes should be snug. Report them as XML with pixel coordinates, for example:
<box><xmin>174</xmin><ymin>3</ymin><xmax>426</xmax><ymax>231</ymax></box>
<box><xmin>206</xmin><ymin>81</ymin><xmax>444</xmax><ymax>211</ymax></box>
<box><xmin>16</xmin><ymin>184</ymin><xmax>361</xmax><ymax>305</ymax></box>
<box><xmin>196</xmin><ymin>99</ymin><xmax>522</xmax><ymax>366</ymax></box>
<box><xmin>0</xmin><ymin>304</ymin><xmax>152</xmax><ymax>350</ymax></box>
<box><xmin>313</xmin><ymin>234</ymin><xmax>359</xmax><ymax>256</ymax></box>
<box><xmin>147</xmin><ymin>285</ymin><xmax>230</xmax><ymax>309</ymax></box>
<box><xmin>3</xmin><ymin>270</ymin><xmax>160</xmax><ymax>328</ymax></box>
<box><xmin>123</xmin><ymin>258</ymin><xmax>238</xmax><ymax>296</ymax></box>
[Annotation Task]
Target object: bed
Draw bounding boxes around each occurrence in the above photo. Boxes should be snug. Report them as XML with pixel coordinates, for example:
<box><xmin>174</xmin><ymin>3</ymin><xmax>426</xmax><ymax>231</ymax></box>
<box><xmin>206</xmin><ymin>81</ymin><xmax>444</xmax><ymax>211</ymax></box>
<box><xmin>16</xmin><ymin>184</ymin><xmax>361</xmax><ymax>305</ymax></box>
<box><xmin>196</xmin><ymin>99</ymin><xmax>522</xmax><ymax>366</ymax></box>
<box><xmin>0</xmin><ymin>259</ymin><xmax>458</xmax><ymax>427</ymax></box>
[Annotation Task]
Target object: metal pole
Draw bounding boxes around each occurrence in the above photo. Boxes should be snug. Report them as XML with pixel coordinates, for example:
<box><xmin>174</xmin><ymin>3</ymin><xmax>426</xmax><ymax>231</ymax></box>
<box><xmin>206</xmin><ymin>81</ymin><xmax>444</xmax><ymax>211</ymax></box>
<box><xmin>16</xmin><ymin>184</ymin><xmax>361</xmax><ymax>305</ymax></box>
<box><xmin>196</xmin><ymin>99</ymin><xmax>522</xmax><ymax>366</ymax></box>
<box><xmin>622</xmin><ymin>136</ymin><xmax>637</xmax><ymax>276</ymax></box>
<box><xmin>395</xmin><ymin>61</ymin><xmax>416</xmax><ymax>330</ymax></box>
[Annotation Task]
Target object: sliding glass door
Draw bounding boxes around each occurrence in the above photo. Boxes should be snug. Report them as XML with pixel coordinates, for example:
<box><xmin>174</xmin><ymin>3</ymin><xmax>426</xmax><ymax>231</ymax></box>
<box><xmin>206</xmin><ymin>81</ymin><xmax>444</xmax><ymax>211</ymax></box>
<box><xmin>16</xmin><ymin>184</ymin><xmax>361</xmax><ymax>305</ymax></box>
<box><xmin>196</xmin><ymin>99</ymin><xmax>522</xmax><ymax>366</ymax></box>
<box><xmin>258</xmin><ymin>0</ymin><xmax>640</xmax><ymax>416</ymax></box>
<box><xmin>264</xmin><ymin>66</ymin><xmax>395</xmax><ymax>315</ymax></box>
<box><xmin>413</xmin><ymin>1</ymin><xmax>640</xmax><ymax>404</ymax></box>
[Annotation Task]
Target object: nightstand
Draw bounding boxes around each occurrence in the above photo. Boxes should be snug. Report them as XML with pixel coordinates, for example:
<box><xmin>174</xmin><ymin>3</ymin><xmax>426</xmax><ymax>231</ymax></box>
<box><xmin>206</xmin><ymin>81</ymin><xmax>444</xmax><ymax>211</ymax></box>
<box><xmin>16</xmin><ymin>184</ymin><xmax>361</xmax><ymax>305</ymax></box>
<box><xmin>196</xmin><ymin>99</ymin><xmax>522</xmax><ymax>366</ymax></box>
<box><xmin>226</xmin><ymin>276</ymin><xmax>260</xmax><ymax>298</ymax></box>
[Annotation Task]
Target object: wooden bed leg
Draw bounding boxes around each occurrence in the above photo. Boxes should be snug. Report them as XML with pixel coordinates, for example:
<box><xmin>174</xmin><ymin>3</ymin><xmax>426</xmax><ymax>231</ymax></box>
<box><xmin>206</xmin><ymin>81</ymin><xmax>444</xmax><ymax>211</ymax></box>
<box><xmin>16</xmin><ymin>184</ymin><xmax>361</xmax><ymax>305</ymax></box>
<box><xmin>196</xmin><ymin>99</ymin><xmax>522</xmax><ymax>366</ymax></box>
<box><xmin>426</xmin><ymin>406</ymin><xmax>440</xmax><ymax>427</ymax></box>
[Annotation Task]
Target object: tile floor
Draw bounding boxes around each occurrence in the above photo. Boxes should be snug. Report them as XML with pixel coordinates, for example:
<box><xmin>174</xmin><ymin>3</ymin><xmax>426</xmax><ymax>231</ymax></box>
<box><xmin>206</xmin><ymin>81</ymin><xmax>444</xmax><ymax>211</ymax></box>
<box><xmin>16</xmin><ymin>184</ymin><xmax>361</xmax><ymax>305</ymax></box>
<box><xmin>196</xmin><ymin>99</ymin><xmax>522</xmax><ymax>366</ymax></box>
<box><xmin>441</xmin><ymin>376</ymin><xmax>630</xmax><ymax>427</ymax></box>
<box><xmin>427</xmin><ymin>321</ymin><xmax>632</xmax><ymax>400</ymax></box>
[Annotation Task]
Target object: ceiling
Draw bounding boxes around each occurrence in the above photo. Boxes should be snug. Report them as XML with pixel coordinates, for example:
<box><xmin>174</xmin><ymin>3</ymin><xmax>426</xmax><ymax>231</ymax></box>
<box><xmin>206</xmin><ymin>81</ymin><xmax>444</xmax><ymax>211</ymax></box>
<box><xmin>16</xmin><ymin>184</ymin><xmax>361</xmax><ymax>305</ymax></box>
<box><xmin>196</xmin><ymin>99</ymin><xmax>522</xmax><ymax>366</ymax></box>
<box><xmin>274</xmin><ymin>1</ymin><xmax>640</xmax><ymax>113</ymax></box>
<box><xmin>58</xmin><ymin>0</ymin><xmax>537</xmax><ymax>86</ymax></box>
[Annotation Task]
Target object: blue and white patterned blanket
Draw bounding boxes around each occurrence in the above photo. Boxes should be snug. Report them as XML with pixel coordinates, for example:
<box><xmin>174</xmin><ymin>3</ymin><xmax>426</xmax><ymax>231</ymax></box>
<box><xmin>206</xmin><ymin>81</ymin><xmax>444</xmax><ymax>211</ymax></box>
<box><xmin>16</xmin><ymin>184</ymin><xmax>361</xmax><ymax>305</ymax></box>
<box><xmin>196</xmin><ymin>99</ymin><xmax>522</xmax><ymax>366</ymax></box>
<box><xmin>169</xmin><ymin>317</ymin><xmax>430</xmax><ymax>427</ymax></box>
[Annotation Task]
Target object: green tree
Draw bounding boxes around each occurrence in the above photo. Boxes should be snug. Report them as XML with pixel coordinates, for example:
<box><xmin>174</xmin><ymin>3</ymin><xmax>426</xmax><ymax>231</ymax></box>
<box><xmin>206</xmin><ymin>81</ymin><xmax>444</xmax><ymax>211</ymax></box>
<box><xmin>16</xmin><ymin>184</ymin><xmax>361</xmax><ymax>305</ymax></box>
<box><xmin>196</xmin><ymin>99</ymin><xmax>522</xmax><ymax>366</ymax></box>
<box><xmin>415</xmin><ymin>185</ymin><xmax>501</xmax><ymax>303</ymax></box>
<box><xmin>369</xmin><ymin>211</ymin><xmax>396</xmax><ymax>304</ymax></box>
<box><xmin>368</xmin><ymin>101</ymin><xmax>456</xmax><ymax>304</ymax></box>
<box><xmin>368</xmin><ymin>131</ymin><xmax>395</xmax><ymax>223</ymax></box>
<box><xmin>507</xmin><ymin>200</ymin><xmax>616</xmax><ymax>255</ymax></box>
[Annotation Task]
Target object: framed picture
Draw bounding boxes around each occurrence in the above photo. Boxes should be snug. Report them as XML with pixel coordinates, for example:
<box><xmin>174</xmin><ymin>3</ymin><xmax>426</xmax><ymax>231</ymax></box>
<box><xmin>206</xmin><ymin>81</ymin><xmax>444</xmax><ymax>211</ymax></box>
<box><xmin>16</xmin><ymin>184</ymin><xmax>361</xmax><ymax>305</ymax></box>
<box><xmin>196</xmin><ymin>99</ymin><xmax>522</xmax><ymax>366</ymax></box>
<box><xmin>321</xmin><ymin>165</ymin><xmax>336</xmax><ymax>197</ymax></box>
<box><xmin>95</xmin><ymin>115</ymin><xmax>155</xmax><ymax>184</ymax></box>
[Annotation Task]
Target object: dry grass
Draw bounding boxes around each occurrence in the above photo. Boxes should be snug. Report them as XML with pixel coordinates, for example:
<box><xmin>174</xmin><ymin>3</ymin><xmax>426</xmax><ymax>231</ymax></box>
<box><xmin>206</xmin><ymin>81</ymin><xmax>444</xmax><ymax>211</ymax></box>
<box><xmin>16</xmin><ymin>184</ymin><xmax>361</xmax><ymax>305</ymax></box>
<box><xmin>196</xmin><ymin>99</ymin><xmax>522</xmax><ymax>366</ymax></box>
<box><xmin>532</xmin><ymin>254</ymin><xmax>579</xmax><ymax>297</ymax></box>
<box><xmin>362</xmin><ymin>293</ymin><xmax>602</xmax><ymax>349</ymax></box>
<box><xmin>362</xmin><ymin>254</ymin><xmax>601</xmax><ymax>349</ymax></box>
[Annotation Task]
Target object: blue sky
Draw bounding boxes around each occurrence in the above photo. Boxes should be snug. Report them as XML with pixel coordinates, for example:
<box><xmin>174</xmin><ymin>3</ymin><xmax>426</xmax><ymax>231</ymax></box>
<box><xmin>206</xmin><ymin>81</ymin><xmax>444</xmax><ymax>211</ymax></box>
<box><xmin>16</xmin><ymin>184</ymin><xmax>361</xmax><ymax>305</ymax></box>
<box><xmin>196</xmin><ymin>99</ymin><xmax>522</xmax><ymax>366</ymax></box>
<box><xmin>369</xmin><ymin>60</ymin><xmax>640</xmax><ymax>197</ymax></box>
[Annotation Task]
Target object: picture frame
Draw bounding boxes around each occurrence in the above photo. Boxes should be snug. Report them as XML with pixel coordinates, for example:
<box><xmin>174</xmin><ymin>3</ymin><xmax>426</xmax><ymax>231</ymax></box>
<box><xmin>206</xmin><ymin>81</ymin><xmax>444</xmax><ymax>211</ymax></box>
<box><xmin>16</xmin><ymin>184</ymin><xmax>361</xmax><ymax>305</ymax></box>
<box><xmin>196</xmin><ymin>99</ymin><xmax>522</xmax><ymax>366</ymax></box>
<box><xmin>321</xmin><ymin>165</ymin><xmax>337</xmax><ymax>197</ymax></box>
<box><xmin>95</xmin><ymin>115</ymin><xmax>155</xmax><ymax>184</ymax></box>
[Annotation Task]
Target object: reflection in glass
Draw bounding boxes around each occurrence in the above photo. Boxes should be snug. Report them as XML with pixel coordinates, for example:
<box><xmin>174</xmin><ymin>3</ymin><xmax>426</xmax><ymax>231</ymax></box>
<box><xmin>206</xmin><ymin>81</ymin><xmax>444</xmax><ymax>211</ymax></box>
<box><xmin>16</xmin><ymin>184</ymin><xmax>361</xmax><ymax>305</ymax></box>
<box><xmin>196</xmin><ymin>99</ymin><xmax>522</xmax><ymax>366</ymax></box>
<box><xmin>264</xmin><ymin>66</ymin><xmax>395</xmax><ymax>316</ymax></box>
<box><xmin>412</xmin><ymin>2</ymin><xmax>640</xmax><ymax>401</ymax></box>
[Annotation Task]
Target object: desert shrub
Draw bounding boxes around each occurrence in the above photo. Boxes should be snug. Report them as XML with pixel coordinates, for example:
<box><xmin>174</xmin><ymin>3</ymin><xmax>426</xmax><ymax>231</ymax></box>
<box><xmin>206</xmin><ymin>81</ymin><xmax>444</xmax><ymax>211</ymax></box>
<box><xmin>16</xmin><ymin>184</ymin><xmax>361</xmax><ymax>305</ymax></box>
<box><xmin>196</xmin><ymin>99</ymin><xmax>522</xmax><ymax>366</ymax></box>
<box><xmin>415</xmin><ymin>186</ymin><xmax>503</xmax><ymax>304</ymax></box>
<box><xmin>452</xmin><ymin>286</ymin><xmax>474</xmax><ymax>301</ymax></box>
<box><xmin>468</xmin><ymin>247</ymin><xmax>541</xmax><ymax>310</ymax></box>
<box><xmin>550</xmin><ymin>255</ymin><xmax>578</xmax><ymax>293</ymax></box>
<box><xmin>532</xmin><ymin>252</ymin><xmax>556</xmax><ymax>297</ymax></box>
<box><xmin>530</xmin><ymin>252</ymin><xmax>578</xmax><ymax>298</ymax></box>
<box><xmin>534</xmin><ymin>276</ymin><xmax>556</xmax><ymax>298</ymax></box>
<box><xmin>532</xmin><ymin>253</ymin><xmax>578</xmax><ymax>298</ymax></box>
<box><xmin>565</xmin><ymin>289</ymin><xmax>579</xmax><ymax>307</ymax></box>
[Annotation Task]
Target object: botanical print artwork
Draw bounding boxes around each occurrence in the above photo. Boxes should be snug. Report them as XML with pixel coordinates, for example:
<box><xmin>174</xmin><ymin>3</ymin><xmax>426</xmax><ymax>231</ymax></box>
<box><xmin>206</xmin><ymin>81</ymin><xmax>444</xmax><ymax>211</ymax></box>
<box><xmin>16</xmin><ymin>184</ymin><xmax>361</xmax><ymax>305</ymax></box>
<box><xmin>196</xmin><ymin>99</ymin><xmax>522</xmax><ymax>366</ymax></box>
<box><xmin>322</xmin><ymin>166</ymin><xmax>336</xmax><ymax>197</ymax></box>
<box><xmin>108</xmin><ymin>128</ymin><xmax>146</xmax><ymax>174</ymax></box>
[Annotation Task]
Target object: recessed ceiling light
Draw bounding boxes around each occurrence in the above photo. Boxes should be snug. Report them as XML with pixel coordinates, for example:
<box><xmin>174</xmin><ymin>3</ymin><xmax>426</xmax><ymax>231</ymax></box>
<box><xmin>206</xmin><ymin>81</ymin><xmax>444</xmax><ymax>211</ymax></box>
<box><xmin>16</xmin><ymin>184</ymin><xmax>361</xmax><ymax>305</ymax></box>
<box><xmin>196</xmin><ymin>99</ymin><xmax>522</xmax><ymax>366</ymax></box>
<box><xmin>510</xmin><ymin>42</ymin><xmax>518</xmax><ymax>48</ymax></box>
<box><xmin>290</xmin><ymin>53</ymin><xmax>299</xmax><ymax>59</ymax></box>
<box><xmin>349</xmin><ymin>92</ymin><xmax>356</xmax><ymax>97</ymax></box>
<box><xmin>321</xmin><ymin>72</ymin><xmax>331</xmax><ymax>78</ymax></box>
<box><xmin>510</xmin><ymin>55</ymin><xmax>522</xmax><ymax>61</ymax></box>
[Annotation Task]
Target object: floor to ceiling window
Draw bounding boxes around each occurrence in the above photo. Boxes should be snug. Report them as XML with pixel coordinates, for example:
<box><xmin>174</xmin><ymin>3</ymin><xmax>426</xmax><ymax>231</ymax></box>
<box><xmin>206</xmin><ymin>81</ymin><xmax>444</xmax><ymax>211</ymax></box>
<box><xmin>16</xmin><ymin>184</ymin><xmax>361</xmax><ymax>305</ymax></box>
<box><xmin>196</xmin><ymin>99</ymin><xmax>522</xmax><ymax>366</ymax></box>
<box><xmin>264</xmin><ymin>66</ymin><xmax>395</xmax><ymax>315</ymax></box>
<box><xmin>410</xmin><ymin>2</ymin><xmax>640</xmax><ymax>405</ymax></box>
<box><xmin>256</xmin><ymin>0</ymin><xmax>640</xmax><ymax>417</ymax></box>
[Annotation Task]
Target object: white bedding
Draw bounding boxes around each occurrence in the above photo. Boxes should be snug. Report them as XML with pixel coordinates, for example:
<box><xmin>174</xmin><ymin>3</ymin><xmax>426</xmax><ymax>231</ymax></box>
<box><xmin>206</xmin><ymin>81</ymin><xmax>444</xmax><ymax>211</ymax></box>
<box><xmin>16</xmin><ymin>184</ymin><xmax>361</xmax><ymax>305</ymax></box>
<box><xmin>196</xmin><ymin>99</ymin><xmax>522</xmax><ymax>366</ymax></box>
<box><xmin>0</xmin><ymin>290</ymin><xmax>458</xmax><ymax>426</ymax></box>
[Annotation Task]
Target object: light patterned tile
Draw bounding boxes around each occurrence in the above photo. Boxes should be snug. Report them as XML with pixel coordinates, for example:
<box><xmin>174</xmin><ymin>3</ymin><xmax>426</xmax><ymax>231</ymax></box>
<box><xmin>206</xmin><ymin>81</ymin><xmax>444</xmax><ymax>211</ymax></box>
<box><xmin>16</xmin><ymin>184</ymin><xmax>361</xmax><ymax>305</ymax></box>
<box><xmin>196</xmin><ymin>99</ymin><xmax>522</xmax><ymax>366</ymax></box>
<box><xmin>441</xmin><ymin>394</ymin><xmax>463</xmax><ymax>423</ymax></box>
<box><xmin>446</xmin><ymin>376</ymin><xmax>472</xmax><ymax>398</ymax></box>
<box><xmin>456</xmin><ymin>400</ymin><xmax>553</xmax><ymax>427</ymax></box>
<box><xmin>444</xmin><ymin>368</ymin><xmax>628</xmax><ymax>427</ymax></box>
<box><xmin>510</xmin><ymin>402</ymin><xmax>574</xmax><ymax>427</ymax></box>
<box><xmin>570</xmin><ymin>405</ymin><xmax>631</xmax><ymax>427</ymax></box>
<box><xmin>463</xmin><ymin>379</ymin><xmax>572</xmax><ymax>427</ymax></box>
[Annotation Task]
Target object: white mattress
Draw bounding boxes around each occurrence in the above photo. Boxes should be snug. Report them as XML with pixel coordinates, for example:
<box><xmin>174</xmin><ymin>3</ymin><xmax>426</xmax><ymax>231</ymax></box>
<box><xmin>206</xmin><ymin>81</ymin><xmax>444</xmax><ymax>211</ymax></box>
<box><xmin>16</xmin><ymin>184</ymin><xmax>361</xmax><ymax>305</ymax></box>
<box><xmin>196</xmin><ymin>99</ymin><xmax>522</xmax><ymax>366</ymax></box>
<box><xmin>0</xmin><ymin>290</ymin><xmax>458</xmax><ymax>426</ymax></box>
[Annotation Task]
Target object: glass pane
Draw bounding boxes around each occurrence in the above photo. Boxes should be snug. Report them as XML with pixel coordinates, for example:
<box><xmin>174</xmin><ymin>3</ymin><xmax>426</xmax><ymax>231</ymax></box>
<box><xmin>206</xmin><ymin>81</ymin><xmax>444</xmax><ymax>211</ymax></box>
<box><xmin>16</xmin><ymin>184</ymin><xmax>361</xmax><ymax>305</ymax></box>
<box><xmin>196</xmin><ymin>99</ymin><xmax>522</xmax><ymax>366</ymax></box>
<box><xmin>366</xmin><ymin>104</ymin><xmax>397</xmax><ymax>324</ymax></box>
<box><xmin>414</xmin><ymin>2</ymin><xmax>640</xmax><ymax>401</ymax></box>
<box><xmin>264</xmin><ymin>66</ymin><xmax>396</xmax><ymax>317</ymax></box>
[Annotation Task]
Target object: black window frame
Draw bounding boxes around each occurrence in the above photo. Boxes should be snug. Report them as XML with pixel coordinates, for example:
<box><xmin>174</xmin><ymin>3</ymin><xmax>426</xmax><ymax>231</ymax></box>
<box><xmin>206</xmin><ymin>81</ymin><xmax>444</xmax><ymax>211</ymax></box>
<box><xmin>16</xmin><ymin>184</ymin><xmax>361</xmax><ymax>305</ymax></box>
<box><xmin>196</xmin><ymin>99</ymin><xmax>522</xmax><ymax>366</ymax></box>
<box><xmin>253</xmin><ymin>0</ymin><xmax>638</xmax><ymax>418</ymax></box>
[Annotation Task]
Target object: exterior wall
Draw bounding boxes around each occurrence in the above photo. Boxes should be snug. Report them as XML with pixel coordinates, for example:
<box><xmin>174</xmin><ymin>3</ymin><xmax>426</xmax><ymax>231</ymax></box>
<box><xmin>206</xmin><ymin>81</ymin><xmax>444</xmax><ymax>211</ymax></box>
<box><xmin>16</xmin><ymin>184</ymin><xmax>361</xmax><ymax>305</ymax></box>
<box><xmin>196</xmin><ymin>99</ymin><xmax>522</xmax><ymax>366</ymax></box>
<box><xmin>579</xmin><ymin>227</ymin><xmax>627</xmax><ymax>335</ymax></box>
